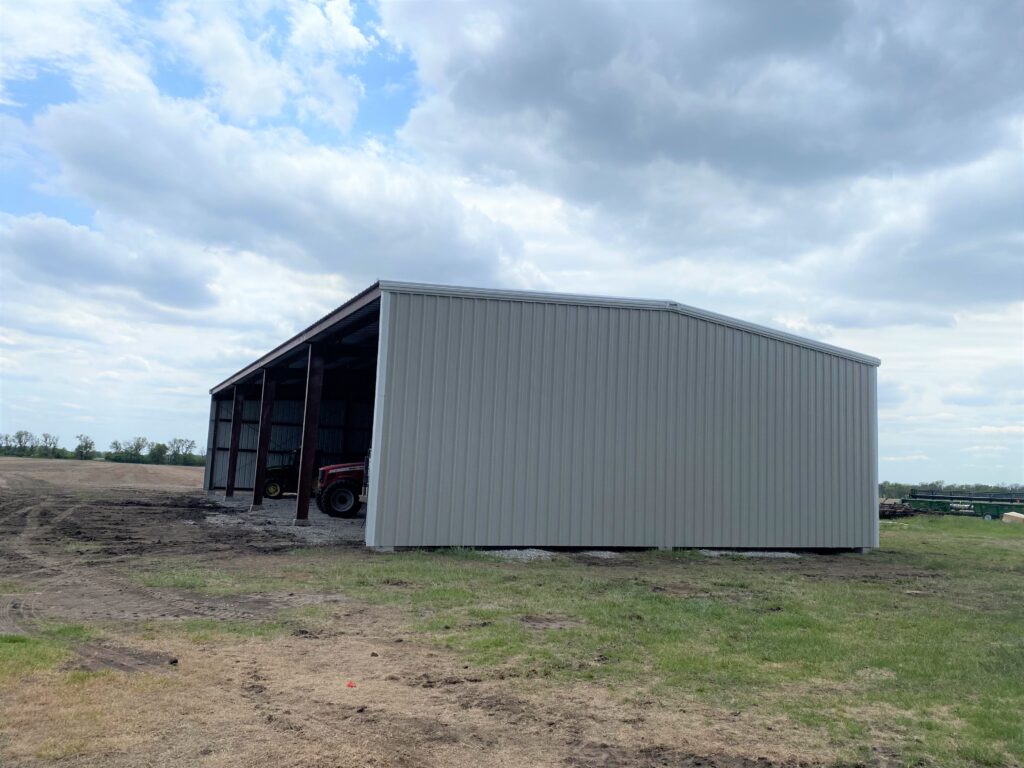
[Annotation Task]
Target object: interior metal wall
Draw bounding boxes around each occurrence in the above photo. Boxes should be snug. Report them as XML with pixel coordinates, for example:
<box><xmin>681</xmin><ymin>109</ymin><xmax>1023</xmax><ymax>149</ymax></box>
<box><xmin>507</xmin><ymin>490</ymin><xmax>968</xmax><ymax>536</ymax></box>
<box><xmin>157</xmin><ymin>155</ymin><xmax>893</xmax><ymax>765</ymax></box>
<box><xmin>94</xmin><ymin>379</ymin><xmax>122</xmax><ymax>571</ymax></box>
<box><xmin>208</xmin><ymin>398</ymin><xmax>374</xmax><ymax>491</ymax></box>
<box><xmin>367</xmin><ymin>290</ymin><xmax>878</xmax><ymax>549</ymax></box>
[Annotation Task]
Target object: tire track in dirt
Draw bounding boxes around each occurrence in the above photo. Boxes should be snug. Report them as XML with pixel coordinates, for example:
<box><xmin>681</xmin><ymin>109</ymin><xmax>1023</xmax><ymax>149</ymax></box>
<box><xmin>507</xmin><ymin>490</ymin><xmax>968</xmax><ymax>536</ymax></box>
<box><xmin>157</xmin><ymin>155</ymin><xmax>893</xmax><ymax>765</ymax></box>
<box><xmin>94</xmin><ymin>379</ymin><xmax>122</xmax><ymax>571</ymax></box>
<box><xmin>0</xmin><ymin>595</ymin><xmax>40</xmax><ymax>635</ymax></box>
<box><xmin>0</xmin><ymin>495</ymin><xmax>57</xmax><ymax>635</ymax></box>
<box><xmin>0</xmin><ymin>479</ymin><xmax>225</xmax><ymax>662</ymax></box>
<box><xmin>0</xmin><ymin>489</ymin><xmax>287</xmax><ymax>629</ymax></box>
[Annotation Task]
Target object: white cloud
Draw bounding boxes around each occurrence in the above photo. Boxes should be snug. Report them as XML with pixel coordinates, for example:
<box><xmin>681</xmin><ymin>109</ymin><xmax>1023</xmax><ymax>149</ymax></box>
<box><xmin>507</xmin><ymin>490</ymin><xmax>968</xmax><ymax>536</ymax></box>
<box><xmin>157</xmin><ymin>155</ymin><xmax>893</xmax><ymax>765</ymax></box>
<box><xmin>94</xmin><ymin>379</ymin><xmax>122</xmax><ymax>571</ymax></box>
<box><xmin>0</xmin><ymin>213</ymin><xmax>214</xmax><ymax>308</ymax></box>
<box><xmin>0</xmin><ymin>0</ymin><xmax>1021</xmax><ymax>483</ymax></box>
<box><xmin>287</xmin><ymin>0</ymin><xmax>372</xmax><ymax>56</ymax></box>
<box><xmin>24</xmin><ymin>90</ymin><xmax>512</xmax><ymax>285</ymax></box>
<box><xmin>155</xmin><ymin>0</ymin><xmax>375</xmax><ymax>130</ymax></box>
<box><xmin>971</xmin><ymin>425</ymin><xmax>1024</xmax><ymax>435</ymax></box>
<box><xmin>157</xmin><ymin>2</ymin><xmax>295</xmax><ymax>120</ymax></box>
<box><xmin>0</xmin><ymin>0</ymin><xmax>152</xmax><ymax>102</ymax></box>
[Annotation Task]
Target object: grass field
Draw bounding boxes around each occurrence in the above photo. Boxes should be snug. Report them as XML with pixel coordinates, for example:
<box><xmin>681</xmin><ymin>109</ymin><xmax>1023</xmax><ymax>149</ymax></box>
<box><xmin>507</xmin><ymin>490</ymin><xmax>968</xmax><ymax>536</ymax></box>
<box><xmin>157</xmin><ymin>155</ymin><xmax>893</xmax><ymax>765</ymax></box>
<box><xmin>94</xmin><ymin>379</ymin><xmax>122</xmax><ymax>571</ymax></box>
<box><xmin>2</xmin><ymin>467</ymin><xmax>1021</xmax><ymax>768</ymax></box>
<box><xmin>126</xmin><ymin>516</ymin><xmax>1024</xmax><ymax>767</ymax></box>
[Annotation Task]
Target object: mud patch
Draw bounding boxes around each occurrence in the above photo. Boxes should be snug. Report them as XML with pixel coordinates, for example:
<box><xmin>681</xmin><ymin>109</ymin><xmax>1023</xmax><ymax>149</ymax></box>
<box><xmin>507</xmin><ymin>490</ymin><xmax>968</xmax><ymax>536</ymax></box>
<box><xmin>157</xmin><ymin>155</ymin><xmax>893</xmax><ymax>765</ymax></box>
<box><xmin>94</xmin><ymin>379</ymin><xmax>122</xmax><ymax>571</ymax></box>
<box><xmin>69</xmin><ymin>642</ymin><xmax>178</xmax><ymax>674</ymax></box>
<box><xmin>651</xmin><ymin>583</ymin><xmax>757</xmax><ymax>603</ymax></box>
<box><xmin>407</xmin><ymin>672</ymin><xmax>484</xmax><ymax>688</ymax></box>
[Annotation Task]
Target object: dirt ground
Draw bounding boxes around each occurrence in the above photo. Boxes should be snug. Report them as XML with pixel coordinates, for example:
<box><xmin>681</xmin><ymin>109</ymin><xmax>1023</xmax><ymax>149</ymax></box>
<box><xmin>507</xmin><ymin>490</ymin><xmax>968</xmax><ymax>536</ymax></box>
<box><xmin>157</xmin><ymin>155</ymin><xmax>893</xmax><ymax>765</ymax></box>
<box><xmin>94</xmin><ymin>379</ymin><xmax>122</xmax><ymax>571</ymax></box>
<box><xmin>0</xmin><ymin>458</ymin><xmax>836</xmax><ymax>767</ymax></box>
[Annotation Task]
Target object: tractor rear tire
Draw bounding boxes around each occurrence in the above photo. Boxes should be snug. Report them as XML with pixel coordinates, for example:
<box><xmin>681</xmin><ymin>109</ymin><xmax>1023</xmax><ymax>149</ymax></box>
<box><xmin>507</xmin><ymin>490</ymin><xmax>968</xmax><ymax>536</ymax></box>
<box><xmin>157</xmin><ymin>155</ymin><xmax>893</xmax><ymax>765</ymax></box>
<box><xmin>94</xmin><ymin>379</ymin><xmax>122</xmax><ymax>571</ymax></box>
<box><xmin>321</xmin><ymin>482</ymin><xmax>361</xmax><ymax>518</ymax></box>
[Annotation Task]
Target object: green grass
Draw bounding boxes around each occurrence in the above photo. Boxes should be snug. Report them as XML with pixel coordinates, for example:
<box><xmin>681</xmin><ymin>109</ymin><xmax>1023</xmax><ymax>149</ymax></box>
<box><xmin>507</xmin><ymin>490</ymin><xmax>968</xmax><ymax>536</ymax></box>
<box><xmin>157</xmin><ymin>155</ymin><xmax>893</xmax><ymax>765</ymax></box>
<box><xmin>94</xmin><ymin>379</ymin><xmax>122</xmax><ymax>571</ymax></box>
<box><xmin>0</xmin><ymin>624</ymin><xmax>95</xmax><ymax>682</ymax></box>
<box><xmin>138</xmin><ymin>566</ymin><xmax>285</xmax><ymax>595</ymax></box>
<box><xmin>136</xmin><ymin>605</ymin><xmax>336</xmax><ymax>644</ymax></box>
<box><xmin>137</xmin><ymin>515</ymin><xmax>1024</xmax><ymax>767</ymax></box>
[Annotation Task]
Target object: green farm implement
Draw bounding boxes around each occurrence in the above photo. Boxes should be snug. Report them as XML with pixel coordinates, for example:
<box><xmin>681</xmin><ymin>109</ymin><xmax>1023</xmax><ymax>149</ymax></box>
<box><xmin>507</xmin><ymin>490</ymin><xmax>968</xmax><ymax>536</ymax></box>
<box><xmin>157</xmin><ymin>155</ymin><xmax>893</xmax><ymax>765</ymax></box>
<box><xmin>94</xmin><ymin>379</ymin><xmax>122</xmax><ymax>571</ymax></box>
<box><xmin>904</xmin><ymin>488</ymin><xmax>1024</xmax><ymax>520</ymax></box>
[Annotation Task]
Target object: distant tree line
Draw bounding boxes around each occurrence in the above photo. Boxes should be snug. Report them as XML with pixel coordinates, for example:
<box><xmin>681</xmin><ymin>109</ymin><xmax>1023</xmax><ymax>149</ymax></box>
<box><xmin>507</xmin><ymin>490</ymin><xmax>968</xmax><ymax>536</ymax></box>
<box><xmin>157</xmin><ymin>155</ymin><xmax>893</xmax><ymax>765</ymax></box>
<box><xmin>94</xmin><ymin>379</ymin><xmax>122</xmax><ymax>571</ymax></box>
<box><xmin>2</xmin><ymin>433</ymin><xmax>1018</xmax><ymax>482</ymax></box>
<box><xmin>0</xmin><ymin>431</ymin><xmax>203</xmax><ymax>466</ymax></box>
<box><xmin>879</xmin><ymin>480</ymin><xmax>1023</xmax><ymax>499</ymax></box>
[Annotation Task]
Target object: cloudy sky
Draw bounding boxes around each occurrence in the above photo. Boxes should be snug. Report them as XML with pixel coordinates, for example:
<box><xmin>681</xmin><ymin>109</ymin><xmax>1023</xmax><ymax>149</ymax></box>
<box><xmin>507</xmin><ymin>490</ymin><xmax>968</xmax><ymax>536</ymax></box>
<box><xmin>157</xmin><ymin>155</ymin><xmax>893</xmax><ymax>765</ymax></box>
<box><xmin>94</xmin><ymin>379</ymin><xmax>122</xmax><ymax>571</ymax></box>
<box><xmin>1</xmin><ymin>0</ymin><xmax>1021</xmax><ymax>482</ymax></box>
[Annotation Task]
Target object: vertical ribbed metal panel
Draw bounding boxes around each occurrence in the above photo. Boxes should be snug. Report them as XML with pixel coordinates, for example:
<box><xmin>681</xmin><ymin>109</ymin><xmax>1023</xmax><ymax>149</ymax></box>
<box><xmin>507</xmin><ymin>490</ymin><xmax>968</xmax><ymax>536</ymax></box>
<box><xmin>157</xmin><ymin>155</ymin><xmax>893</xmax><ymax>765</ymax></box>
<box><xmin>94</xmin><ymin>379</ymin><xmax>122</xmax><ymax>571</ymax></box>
<box><xmin>235</xmin><ymin>451</ymin><xmax>256</xmax><ymax>489</ymax></box>
<box><xmin>239</xmin><ymin>422</ymin><xmax>258</xmax><ymax>451</ymax></box>
<box><xmin>271</xmin><ymin>424</ymin><xmax>302</xmax><ymax>452</ymax></box>
<box><xmin>241</xmin><ymin>399</ymin><xmax>260</xmax><ymax>422</ymax></box>
<box><xmin>208</xmin><ymin>397</ymin><xmax>369</xmax><ymax>491</ymax></box>
<box><xmin>272</xmin><ymin>400</ymin><xmax>304</xmax><ymax>425</ymax></box>
<box><xmin>203</xmin><ymin>397</ymin><xmax>216</xmax><ymax>490</ymax></box>
<box><xmin>368</xmin><ymin>291</ymin><xmax>878</xmax><ymax>548</ymax></box>
<box><xmin>212</xmin><ymin>450</ymin><xmax>229</xmax><ymax>487</ymax></box>
<box><xmin>214</xmin><ymin>420</ymin><xmax>232</xmax><ymax>450</ymax></box>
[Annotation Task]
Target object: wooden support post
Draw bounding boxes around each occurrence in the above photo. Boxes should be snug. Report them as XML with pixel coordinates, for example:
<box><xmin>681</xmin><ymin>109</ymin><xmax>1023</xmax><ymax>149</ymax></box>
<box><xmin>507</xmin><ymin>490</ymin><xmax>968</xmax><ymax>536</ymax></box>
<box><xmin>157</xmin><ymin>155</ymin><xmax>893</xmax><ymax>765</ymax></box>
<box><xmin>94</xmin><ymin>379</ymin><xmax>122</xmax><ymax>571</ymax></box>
<box><xmin>224</xmin><ymin>386</ymin><xmax>244</xmax><ymax>498</ymax></box>
<box><xmin>294</xmin><ymin>345</ymin><xmax>324</xmax><ymax>525</ymax></box>
<box><xmin>250</xmin><ymin>370</ymin><xmax>277</xmax><ymax>509</ymax></box>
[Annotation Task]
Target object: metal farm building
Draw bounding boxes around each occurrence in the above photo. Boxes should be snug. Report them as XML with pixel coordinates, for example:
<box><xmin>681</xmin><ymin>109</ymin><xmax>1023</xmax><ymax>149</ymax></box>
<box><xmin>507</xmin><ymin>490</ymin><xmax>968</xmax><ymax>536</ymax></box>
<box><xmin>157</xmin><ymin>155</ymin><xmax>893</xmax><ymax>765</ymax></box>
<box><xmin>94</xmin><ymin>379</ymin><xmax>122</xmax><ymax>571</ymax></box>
<box><xmin>205</xmin><ymin>282</ymin><xmax>880</xmax><ymax>550</ymax></box>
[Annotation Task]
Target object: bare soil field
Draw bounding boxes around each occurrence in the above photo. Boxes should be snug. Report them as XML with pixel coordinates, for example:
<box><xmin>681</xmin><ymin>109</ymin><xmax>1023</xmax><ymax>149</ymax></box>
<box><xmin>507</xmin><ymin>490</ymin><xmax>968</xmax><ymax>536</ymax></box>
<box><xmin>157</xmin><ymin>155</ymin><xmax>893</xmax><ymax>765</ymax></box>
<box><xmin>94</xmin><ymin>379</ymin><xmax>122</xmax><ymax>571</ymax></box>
<box><xmin>1</xmin><ymin>457</ymin><xmax>1020</xmax><ymax>768</ymax></box>
<box><xmin>0</xmin><ymin>456</ymin><xmax>205</xmax><ymax>492</ymax></box>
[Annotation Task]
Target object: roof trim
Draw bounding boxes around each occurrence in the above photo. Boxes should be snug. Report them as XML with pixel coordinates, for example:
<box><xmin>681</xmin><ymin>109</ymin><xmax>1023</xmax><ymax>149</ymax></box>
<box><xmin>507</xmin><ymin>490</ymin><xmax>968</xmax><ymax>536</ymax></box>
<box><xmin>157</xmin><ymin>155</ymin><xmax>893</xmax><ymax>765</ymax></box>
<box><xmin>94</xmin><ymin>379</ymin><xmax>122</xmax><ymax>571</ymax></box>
<box><xmin>209</xmin><ymin>282</ymin><xmax>382</xmax><ymax>395</ymax></box>
<box><xmin>379</xmin><ymin>280</ymin><xmax>881</xmax><ymax>367</ymax></box>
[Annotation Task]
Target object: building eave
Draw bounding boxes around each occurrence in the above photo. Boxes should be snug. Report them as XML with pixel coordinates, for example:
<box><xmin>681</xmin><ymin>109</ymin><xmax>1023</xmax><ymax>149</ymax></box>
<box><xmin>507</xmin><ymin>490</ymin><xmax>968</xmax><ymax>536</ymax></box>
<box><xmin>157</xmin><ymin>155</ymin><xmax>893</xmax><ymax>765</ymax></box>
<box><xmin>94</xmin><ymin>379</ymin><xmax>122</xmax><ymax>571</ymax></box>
<box><xmin>209</xmin><ymin>282</ymin><xmax>382</xmax><ymax>395</ymax></box>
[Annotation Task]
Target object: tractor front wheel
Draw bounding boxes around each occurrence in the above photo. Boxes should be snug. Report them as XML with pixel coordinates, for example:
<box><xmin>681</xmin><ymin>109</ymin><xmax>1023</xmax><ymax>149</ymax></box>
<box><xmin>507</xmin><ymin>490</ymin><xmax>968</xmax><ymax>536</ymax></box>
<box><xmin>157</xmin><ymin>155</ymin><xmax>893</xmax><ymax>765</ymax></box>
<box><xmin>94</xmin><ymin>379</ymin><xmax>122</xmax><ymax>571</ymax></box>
<box><xmin>321</xmin><ymin>482</ymin><xmax>361</xmax><ymax>518</ymax></box>
<box><xmin>263</xmin><ymin>479</ymin><xmax>284</xmax><ymax>499</ymax></box>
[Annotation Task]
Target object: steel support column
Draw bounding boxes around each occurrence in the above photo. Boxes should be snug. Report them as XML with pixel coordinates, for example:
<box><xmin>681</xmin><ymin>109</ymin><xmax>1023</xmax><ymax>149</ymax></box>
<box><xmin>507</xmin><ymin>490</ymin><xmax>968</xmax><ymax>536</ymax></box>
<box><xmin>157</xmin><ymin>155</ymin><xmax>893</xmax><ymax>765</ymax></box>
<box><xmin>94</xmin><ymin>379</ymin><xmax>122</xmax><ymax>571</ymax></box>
<box><xmin>294</xmin><ymin>345</ymin><xmax>324</xmax><ymax>524</ymax></box>
<box><xmin>250</xmin><ymin>370</ymin><xmax>277</xmax><ymax>510</ymax></box>
<box><xmin>224</xmin><ymin>386</ymin><xmax>244</xmax><ymax>498</ymax></box>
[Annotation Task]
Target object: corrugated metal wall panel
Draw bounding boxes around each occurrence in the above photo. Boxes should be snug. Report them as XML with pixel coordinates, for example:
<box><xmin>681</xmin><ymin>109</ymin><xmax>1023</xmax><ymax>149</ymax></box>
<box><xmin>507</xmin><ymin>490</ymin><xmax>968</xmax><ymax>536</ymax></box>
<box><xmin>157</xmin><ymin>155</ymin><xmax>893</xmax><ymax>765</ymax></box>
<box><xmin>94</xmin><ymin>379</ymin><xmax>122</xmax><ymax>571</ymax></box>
<box><xmin>235</xmin><ymin>451</ymin><xmax>257</xmax><ymax>489</ymax></box>
<box><xmin>273</xmin><ymin>400</ymin><xmax>304</xmax><ymax>425</ymax></box>
<box><xmin>369</xmin><ymin>291</ymin><xmax>878</xmax><ymax>549</ymax></box>
<box><xmin>319</xmin><ymin>401</ymin><xmax>345</xmax><ymax>427</ymax></box>
<box><xmin>203</xmin><ymin>397</ymin><xmax>216</xmax><ymax>490</ymax></box>
<box><xmin>239</xmin><ymin>422</ymin><xmax>259</xmax><ymax>451</ymax></box>
<box><xmin>271</xmin><ymin>424</ymin><xmax>302</xmax><ymax>453</ymax></box>
<box><xmin>216</xmin><ymin>399</ymin><xmax>233</xmax><ymax>419</ymax></box>
<box><xmin>214</xmin><ymin>419</ymin><xmax>232</xmax><ymax>450</ymax></box>
<box><xmin>212</xmin><ymin>448</ymin><xmax>229</xmax><ymax>487</ymax></box>
<box><xmin>206</xmin><ymin>399</ymin><xmax>370</xmax><ymax>491</ymax></box>
<box><xmin>242</xmin><ymin>399</ymin><xmax>260</xmax><ymax>422</ymax></box>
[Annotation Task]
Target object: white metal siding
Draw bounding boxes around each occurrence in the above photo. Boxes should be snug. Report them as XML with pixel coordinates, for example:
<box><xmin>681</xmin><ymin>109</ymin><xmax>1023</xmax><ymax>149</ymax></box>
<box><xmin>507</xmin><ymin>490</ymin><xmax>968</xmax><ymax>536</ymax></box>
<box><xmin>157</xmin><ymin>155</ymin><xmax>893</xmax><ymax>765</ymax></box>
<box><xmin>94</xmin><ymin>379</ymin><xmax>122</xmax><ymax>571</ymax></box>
<box><xmin>368</xmin><ymin>290</ymin><xmax>878</xmax><ymax>549</ymax></box>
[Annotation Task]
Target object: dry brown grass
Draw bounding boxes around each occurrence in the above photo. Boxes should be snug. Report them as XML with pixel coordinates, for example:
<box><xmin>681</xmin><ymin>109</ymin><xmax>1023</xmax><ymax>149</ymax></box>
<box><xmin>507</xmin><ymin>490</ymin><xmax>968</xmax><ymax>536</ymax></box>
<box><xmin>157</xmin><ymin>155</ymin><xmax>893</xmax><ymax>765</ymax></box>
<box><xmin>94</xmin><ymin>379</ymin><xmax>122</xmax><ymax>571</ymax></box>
<box><xmin>0</xmin><ymin>457</ymin><xmax>202</xmax><ymax>491</ymax></box>
<box><xmin>2</xmin><ymin>619</ymin><xmax>831</xmax><ymax>768</ymax></box>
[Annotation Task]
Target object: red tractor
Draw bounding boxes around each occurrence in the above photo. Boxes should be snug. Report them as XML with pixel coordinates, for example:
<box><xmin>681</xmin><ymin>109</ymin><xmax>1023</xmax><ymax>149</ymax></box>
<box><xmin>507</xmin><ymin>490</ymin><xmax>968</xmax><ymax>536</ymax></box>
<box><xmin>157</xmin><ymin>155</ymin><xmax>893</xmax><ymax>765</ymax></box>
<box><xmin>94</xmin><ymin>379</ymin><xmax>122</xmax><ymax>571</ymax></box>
<box><xmin>314</xmin><ymin>461</ymin><xmax>367</xmax><ymax>518</ymax></box>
